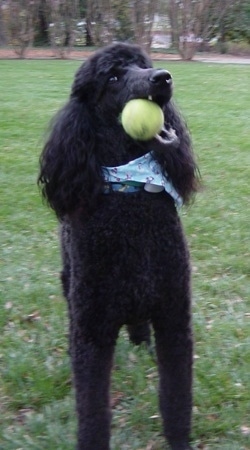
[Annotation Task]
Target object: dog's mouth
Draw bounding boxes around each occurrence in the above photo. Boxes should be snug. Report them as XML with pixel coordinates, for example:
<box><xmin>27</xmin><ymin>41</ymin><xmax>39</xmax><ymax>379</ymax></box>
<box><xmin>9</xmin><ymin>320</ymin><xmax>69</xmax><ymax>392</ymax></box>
<box><xmin>121</xmin><ymin>80</ymin><xmax>179</xmax><ymax>148</ymax></box>
<box><xmin>135</xmin><ymin>94</ymin><xmax>169</xmax><ymax>107</ymax></box>
<box><xmin>145</xmin><ymin>95</ymin><xmax>180</xmax><ymax>148</ymax></box>
<box><xmin>147</xmin><ymin>94</ymin><xmax>167</xmax><ymax>106</ymax></box>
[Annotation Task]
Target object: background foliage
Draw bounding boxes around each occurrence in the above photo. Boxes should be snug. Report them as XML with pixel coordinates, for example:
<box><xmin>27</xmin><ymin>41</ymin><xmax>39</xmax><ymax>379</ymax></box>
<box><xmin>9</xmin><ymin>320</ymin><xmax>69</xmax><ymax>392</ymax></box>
<box><xmin>0</xmin><ymin>0</ymin><xmax>250</xmax><ymax>59</ymax></box>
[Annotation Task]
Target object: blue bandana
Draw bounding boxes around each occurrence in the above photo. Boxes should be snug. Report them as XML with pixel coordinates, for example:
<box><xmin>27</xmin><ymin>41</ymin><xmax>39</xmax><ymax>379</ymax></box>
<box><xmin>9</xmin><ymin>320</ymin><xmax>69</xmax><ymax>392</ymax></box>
<box><xmin>103</xmin><ymin>152</ymin><xmax>182</xmax><ymax>207</ymax></box>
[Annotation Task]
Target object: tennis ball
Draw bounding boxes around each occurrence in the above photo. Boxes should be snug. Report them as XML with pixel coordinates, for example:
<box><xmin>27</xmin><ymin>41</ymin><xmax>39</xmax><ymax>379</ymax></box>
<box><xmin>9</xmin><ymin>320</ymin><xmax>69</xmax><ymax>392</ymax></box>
<box><xmin>121</xmin><ymin>99</ymin><xmax>164</xmax><ymax>141</ymax></box>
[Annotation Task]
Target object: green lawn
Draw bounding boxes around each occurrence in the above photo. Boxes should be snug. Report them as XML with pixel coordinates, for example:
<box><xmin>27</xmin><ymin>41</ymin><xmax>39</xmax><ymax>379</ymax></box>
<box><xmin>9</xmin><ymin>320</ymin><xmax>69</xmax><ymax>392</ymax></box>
<box><xmin>0</xmin><ymin>59</ymin><xmax>249</xmax><ymax>450</ymax></box>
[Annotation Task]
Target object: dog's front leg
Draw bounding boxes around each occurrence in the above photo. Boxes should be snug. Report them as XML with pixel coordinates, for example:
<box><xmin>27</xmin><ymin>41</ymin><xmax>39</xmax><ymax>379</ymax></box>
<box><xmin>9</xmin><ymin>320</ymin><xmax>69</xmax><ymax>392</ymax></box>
<box><xmin>70</xmin><ymin>323</ymin><xmax>116</xmax><ymax>450</ymax></box>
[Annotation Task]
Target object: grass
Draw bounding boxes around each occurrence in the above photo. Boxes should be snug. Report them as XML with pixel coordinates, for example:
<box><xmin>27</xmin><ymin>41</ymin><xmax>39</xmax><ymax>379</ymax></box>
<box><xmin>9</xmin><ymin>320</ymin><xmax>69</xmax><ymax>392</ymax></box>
<box><xmin>0</xmin><ymin>59</ymin><xmax>249</xmax><ymax>450</ymax></box>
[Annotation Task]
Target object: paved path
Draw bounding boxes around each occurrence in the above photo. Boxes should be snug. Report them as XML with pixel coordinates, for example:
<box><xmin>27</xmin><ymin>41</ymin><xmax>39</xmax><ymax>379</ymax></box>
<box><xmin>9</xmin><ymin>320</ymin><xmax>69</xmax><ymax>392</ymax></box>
<box><xmin>152</xmin><ymin>52</ymin><xmax>250</xmax><ymax>64</ymax></box>
<box><xmin>193</xmin><ymin>54</ymin><xmax>250</xmax><ymax>64</ymax></box>
<box><xmin>0</xmin><ymin>48</ymin><xmax>249</xmax><ymax>64</ymax></box>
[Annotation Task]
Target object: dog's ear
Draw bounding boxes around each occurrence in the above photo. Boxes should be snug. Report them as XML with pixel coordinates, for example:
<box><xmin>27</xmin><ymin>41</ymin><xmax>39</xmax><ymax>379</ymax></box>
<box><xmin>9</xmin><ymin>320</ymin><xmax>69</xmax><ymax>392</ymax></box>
<box><xmin>71</xmin><ymin>60</ymin><xmax>96</xmax><ymax>101</ymax></box>
<box><xmin>152</xmin><ymin>100</ymin><xmax>200</xmax><ymax>204</ymax></box>
<box><xmin>38</xmin><ymin>98</ymin><xmax>104</xmax><ymax>218</ymax></box>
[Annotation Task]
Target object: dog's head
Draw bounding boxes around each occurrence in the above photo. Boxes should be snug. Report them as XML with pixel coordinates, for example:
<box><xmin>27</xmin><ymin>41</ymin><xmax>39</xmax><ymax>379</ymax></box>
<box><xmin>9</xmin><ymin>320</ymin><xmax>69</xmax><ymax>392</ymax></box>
<box><xmin>38</xmin><ymin>43</ymin><xmax>199</xmax><ymax>218</ymax></box>
<box><xmin>71</xmin><ymin>43</ymin><xmax>173</xmax><ymax>116</ymax></box>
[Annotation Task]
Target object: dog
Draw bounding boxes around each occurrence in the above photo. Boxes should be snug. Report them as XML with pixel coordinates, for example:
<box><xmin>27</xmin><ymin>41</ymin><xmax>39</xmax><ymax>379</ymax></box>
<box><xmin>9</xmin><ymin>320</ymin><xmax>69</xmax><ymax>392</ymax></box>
<box><xmin>38</xmin><ymin>42</ymin><xmax>200</xmax><ymax>450</ymax></box>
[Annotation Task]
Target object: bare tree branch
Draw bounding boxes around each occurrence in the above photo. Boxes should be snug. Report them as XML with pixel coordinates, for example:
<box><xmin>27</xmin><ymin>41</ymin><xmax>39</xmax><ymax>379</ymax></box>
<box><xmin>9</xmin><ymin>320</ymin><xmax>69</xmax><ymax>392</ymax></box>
<box><xmin>168</xmin><ymin>0</ymin><xmax>233</xmax><ymax>60</ymax></box>
<box><xmin>132</xmin><ymin>0</ymin><xmax>157</xmax><ymax>50</ymax></box>
<box><xmin>6</xmin><ymin>0</ymin><xmax>39</xmax><ymax>58</ymax></box>
<box><xmin>47</xmin><ymin>0</ymin><xmax>79</xmax><ymax>58</ymax></box>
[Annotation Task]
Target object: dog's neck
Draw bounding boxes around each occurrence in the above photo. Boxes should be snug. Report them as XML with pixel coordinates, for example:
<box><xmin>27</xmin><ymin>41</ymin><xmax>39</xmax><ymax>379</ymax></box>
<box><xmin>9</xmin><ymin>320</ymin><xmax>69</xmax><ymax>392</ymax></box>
<box><xmin>103</xmin><ymin>152</ymin><xmax>182</xmax><ymax>207</ymax></box>
<box><xmin>95</xmin><ymin>118</ymin><xmax>148</xmax><ymax>166</ymax></box>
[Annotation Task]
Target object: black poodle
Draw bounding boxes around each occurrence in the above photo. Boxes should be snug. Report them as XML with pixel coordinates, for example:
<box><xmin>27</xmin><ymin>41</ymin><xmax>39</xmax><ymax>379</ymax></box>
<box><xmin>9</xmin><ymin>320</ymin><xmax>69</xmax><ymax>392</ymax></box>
<box><xmin>38</xmin><ymin>43</ymin><xmax>200</xmax><ymax>450</ymax></box>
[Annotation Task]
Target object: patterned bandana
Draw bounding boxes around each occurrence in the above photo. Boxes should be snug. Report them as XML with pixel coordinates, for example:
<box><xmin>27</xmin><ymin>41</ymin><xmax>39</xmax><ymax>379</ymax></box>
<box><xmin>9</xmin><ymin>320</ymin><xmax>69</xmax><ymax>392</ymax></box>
<box><xmin>103</xmin><ymin>152</ymin><xmax>183</xmax><ymax>207</ymax></box>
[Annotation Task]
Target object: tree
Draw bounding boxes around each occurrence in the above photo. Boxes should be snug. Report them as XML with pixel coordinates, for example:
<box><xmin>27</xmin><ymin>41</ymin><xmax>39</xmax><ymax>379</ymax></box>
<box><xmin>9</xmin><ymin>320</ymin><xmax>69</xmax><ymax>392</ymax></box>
<box><xmin>46</xmin><ymin>0</ymin><xmax>80</xmax><ymax>58</ymax></box>
<box><xmin>6</xmin><ymin>0</ymin><xmax>39</xmax><ymax>58</ymax></box>
<box><xmin>0</xmin><ymin>0</ymin><xmax>7</xmax><ymax>45</ymax></box>
<box><xmin>168</xmin><ymin>0</ymin><xmax>233</xmax><ymax>60</ymax></box>
<box><xmin>85</xmin><ymin>0</ymin><xmax>159</xmax><ymax>50</ymax></box>
<box><xmin>86</xmin><ymin>0</ymin><xmax>113</xmax><ymax>46</ymax></box>
<box><xmin>109</xmin><ymin>0</ymin><xmax>133</xmax><ymax>43</ymax></box>
<box><xmin>35</xmin><ymin>0</ymin><xmax>50</xmax><ymax>46</ymax></box>
<box><xmin>132</xmin><ymin>0</ymin><xmax>157</xmax><ymax>50</ymax></box>
<box><xmin>222</xmin><ymin>0</ymin><xmax>250</xmax><ymax>44</ymax></box>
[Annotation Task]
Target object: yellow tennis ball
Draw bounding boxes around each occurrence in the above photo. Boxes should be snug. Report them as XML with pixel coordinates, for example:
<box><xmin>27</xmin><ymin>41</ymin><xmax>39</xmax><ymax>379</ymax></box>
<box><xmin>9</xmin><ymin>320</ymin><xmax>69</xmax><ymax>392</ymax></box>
<box><xmin>121</xmin><ymin>99</ymin><xmax>164</xmax><ymax>141</ymax></box>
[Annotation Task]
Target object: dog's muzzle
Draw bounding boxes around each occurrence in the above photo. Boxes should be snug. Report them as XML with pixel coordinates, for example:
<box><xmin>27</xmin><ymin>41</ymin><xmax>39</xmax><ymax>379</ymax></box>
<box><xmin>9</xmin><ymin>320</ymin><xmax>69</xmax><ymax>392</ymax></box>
<box><xmin>149</xmin><ymin>69</ymin><xmax>172</xmax><ymax>87</ymax></box>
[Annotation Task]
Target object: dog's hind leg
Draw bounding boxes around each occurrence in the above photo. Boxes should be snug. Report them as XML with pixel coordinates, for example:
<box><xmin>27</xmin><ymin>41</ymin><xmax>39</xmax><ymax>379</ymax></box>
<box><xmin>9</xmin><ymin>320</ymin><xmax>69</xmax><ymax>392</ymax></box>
<box><xmin>152</xmin><ymin>296</ymin><xmax>193</xmax><ymax>450</ymax></box>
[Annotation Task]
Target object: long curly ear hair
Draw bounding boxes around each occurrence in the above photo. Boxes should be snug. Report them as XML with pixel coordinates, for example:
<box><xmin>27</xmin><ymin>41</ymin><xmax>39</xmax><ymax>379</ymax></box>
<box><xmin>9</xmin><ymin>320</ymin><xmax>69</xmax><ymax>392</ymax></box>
<box><xmin>38</xmin><ymin>95</ymin><xmax>104</xmax><ymax>218</ymax></box>
<box><xmin>38</xmin><ymin>44</ymin><xmax>151</xmax><ymax>219</ymax></box>
<box><xmin>153</xmin><ymin>100</ymin><xmax>200</xmax><ymax>205</ymax></box>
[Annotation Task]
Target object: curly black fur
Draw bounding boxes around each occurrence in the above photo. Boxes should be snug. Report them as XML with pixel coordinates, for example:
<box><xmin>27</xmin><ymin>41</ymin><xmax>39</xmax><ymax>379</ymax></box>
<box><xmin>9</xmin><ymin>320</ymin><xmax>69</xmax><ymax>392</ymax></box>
<box><xmin>38</xmin><ymin>43</ymin><xmax>199</xmax><ymax>450</ymax></box>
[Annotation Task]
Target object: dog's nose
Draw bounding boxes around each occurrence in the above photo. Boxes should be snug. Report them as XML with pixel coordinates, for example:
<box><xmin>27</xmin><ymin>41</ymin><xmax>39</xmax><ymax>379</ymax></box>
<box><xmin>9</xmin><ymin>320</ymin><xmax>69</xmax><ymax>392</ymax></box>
<box><xmin>149</xmin><ymin>70</ymin><xmax>172</xmax><ymax>85</ymax></box>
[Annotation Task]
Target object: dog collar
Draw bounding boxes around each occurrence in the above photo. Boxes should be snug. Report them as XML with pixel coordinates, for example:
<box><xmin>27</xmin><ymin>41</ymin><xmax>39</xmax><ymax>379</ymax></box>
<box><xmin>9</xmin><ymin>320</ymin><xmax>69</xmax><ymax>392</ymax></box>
<box><xmin>103</xmin><ymin>182</ymin><xmax>144</xmax><ymax>194</ymax></box>
<box><xmin>103</xmin><ymin>152</ymin><xmax>183</xmax><ymax>207</ymax></box>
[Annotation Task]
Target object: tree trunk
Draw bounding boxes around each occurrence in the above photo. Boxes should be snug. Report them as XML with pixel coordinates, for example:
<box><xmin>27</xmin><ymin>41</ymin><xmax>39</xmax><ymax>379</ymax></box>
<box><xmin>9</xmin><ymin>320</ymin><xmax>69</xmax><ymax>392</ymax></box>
<box><xmin>0</xmin><ymin>0</ymin><xmax>7</xmax><ymax>45</ymax></box>
<box><xmin>133</xmin><ymin>0</ymin><xmax>156</xmax><ymax>50</ymax></box>
<box><xmin>7</xmin><ymin>0</ymin><xmax>38</xmax><ymax>59</ymax></box>
<box><xmin>179</xmin><ymin>40</ymin><xmax>198</xmax><ymax>61</ymax></box>
<box><xmin>47</xmin><ymin>0</ymin><xmax>79</xmax><ymax>58</ymax></box>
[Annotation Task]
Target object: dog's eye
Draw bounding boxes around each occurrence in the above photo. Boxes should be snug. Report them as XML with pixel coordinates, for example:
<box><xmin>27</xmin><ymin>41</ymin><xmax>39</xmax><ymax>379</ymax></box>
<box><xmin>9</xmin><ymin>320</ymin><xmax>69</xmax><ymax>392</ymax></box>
<box><xmin>108</xmin><ymin>75</ymin><xmax>119</xmax><ymax>84</ymax></box>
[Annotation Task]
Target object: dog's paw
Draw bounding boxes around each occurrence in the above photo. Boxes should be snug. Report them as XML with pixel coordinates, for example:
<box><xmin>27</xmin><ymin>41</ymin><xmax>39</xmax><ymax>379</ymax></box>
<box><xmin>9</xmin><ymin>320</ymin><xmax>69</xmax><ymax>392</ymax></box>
<box><xmin>170</xmin><ymin>444</ymin><xmax>193</xmax><ymax>450</ymax></box>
